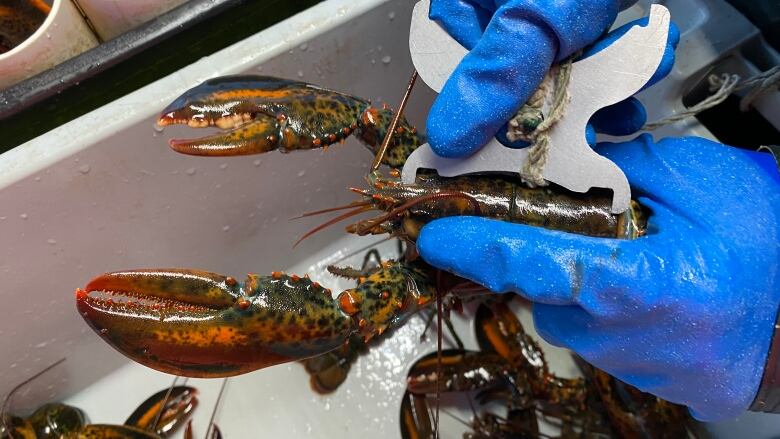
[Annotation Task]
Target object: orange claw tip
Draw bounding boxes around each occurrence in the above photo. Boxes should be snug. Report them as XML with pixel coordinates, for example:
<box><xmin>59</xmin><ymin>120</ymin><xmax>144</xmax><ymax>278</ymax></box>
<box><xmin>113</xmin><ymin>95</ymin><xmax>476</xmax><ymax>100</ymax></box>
<box><xmin>75</xmin><ymin>288</ymin><xmax>87</xmax><ymax>300</ymax></box>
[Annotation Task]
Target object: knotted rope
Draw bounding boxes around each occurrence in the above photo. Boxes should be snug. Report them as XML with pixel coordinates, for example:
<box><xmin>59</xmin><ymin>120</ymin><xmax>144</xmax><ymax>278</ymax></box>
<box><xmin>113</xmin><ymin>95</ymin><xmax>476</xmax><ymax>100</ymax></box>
<box><xmin>506</xmin><ymin>57</ymin><xmax>574</xmax><ymax>187</ymax></box>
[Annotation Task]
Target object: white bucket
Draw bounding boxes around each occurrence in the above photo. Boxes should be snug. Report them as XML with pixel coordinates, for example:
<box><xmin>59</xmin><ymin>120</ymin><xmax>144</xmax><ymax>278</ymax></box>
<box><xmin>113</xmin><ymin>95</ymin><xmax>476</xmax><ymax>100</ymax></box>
<box><xmin>0</xmin><ymin>0</ymin><xmax>99</xmax><ymax>90</ymax></box>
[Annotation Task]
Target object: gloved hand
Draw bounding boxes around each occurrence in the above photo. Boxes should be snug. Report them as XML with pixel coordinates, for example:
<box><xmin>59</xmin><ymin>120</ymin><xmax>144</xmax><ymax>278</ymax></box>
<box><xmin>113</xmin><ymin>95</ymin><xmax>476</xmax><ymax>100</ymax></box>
<box><xmin>427</xmin><ymin>0</ymin><xmax>677</xmax><ymax>154</ymax></box>
<box><xmin>417</xmin><ymin>134</ymin><xmax>780</xmax><ymax>420</ymax></box>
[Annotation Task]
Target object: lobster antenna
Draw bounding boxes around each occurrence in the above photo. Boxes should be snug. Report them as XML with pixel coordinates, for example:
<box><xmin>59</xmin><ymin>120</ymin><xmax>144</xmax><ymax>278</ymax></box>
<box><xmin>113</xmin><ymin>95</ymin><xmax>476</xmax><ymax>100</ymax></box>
<box><xmin>2</xmin><ymin>357</ymin><xmax>66</xmax><ymax>433</ymax></box>
<box><xmin>370</xmin><ymin>70</ymin><xmax>419</xmax><ymax>172</ymax></box>
<box><xmin>289</xmin><ymin>201</ymin><xmax>371</xmax><ymax>220</ymax></box>
<box><xmin>204</xmin><ymin>378</ymin><xmax>228</xmax><ymax>439</ymax></box>
<box><xmin>293</xmin><ymin>205</ymin><xmax>373</xmax><ymax>248</ymax></box>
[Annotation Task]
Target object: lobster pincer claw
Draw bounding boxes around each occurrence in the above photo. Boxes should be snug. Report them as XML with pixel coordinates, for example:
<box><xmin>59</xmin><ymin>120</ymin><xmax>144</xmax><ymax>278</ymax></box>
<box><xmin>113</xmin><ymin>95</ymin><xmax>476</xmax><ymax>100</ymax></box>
<box><xmin>157</xmin><ymin>75</ymin><xmax>422</xmax><ymax>166</ymax></box>
<box><xmin>157</xmin><ymin>75</ymin><xmax>367</xmax><ymax>157</ymax></box>
<box><xmin>76</xmin><ymin>269</ymin><xmax>353</xmax><ymax>378</ymax></box>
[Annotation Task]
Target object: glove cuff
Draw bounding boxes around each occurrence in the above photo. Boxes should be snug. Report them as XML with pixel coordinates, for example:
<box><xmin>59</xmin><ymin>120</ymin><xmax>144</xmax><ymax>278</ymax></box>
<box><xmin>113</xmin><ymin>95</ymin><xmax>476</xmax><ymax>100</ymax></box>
<box><xmin>750</xmin><ymin>308</ymin><xmax>780</xmax><ymax>413</ymax></box>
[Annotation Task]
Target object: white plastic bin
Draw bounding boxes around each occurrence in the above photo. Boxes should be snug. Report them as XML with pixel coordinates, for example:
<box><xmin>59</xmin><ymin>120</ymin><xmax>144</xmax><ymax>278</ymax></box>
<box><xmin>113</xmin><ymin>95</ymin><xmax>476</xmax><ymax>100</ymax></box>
<box><xmin>0</xmin><ymin>0</ymin><xmax>777</xmax><ymax>437</ymax></box>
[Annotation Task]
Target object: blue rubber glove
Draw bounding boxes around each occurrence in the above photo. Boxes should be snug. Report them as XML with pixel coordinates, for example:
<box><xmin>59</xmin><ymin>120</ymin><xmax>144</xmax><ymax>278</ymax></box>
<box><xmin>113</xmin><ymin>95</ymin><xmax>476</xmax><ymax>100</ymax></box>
<box><xmin>427</xmin><ymin>0</ymin><xmax>678</xmax><ymax>155</ymax></box>
<box><xmin>417</xmin><ymin>135</ymin><xmax>780</xmax><ymax>421</ymax></box>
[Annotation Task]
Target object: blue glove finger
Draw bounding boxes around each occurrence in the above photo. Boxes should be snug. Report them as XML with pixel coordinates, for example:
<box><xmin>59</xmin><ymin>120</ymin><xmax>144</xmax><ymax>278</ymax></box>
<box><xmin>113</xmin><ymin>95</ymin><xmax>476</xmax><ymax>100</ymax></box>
<box><xmin>426</xmin><ymin>0</ymin><xmax>621</xmax><ymax>158</ymax></box>
<box><xmin>589</xmin><ymin>97</ymin><xmax>647</xmax><ymax>136</ymax></box>
<box><xmin>416</xmin><ymin>216</ymin><xmax>639</xmax><ymax>305</ymax></box>
<box><xmin>429</xmin><ymin>0</ymin><xmax>492</xmax><ymax>49</ymax></box>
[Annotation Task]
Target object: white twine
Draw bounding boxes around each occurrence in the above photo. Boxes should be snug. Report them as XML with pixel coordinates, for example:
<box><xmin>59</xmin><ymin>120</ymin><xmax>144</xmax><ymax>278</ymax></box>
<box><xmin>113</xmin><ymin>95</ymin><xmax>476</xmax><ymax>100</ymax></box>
<box><xmin>506</xmin><ymin>58</ymin><xmax>574</xmax><ymax>187</ymax></box>
<box><xmin>644</xmin><ymin>66</ymin><xmax>780</xmax><ymax>130</ymax></box>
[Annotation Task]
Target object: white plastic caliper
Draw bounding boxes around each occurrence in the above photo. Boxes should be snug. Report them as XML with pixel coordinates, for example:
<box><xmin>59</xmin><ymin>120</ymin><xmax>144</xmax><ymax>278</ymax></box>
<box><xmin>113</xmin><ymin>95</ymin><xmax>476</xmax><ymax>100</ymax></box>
<box><xmin>401</xmin><ymin>1</ymin><xmax>670</xmax><ymax>214</ymax></box>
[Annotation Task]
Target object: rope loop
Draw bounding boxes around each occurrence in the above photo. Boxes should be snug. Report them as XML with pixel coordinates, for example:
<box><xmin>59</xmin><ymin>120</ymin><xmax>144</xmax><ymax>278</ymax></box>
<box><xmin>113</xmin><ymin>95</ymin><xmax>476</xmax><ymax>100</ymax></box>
<box><xmin>507</xmin><ymin>56</ymin><xmax>575</xmax><ymax>187</ymax></box>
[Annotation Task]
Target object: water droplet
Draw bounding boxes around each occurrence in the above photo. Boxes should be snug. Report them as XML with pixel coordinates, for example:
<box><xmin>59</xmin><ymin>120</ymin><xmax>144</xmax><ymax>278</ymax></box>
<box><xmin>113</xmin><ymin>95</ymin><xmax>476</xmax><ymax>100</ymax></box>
<box><xmin>371</xmin><ymin>59</ymin><xmax>376</xmax><ymax>65</ymax></box>
<box><xmin>222</xmin><ymin>225</ymin><xmax>231</xmax><ymax>232</ymax></box>
<box><xmin>153</xmin><ymin>124</ymin><xmax>164</xmax><ymax>133</ymax></box>
<box><xmin>185</xmin><ymin>167</ymin><xmax>197</xmax><ymax>175</ymax></box>
<box><xmin>297</xmin><ymin>70</ymin><xmax>304</xmax><ymax>78</ymax></box>
<box><xmin>0</xmin><ymin>216</ymin><xmax>6</xmax><ymax>220</ymax></box>
<box><xmin>377</xmin><ymin>45</ymin><xmax>383</xmax><ymax>52</ymax></box>
<box><xmin>47</xmin><ymin>239</ymin><xmax>57</xmax><ymax>245</ymax></box>
<box><xmin>34</xmin><ymin>176</ymin><xmax>41</xmax><ymax>182</ymax></box>
<box><xmin>256</xmin><ymin>65</ymin><xmax>264</xmax><ymax>72</ymax></box>
<box><xmin>388</xmin><ymin>11</ymin><xmax>395</xmax><ymax>20</ymax></box>
<box><xmin>299</xmin><ymin>43</ymin><xmax>308</xmax><ymax>51</ymax></box>
<box><xmin>215</xmin><ymin>183</ymin><xmax>222</xmax><ymax>189</ymax></box>
<box><xmin>19</xmin><ymin>213</ymin><xmax>28</xmax><ymax>220</ymax></box>
<box><xmin>381</xmin><ymin>55</ymin><xmax>392</xmax><ymax>64</ymax></box>
<box><xmin>78</xmin><ymin>164</ymin><xmax>91</xmax><ymax>174</ymax></box>
<box><xmin>253</xmin><ymin>159</ymin><xmax>262</xmax><ymax>166</ymax></box>
<box><xmin>297</xmin><ymin>170</ymin><xmax>306</xmax><ymax>177</ymax></box>
<box><xmin>219</xmin><ymin>163</ymin><xmax>228</xmax><ymax>170</ymax></box>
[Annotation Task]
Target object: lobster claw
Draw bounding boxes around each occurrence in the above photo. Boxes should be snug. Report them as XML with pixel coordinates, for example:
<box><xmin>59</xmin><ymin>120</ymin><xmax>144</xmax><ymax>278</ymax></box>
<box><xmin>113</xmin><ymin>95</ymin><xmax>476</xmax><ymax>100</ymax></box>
<box><xmin>76</xmin><ymin>269</ymin><xmax>354</xmax><ymax>378</ymax></box>
<box><xmin>157</xmin><ymin>75</ymin><xmax>364</xmax><ymax>157</ymax></box>
<box><xmin>157</xmin><ymin>75</ymin><xmax>422</xmax><ymax>166</ymax></box>
<box><xmin>166</xmin><ymin>116</ymin><xmax>285</xmax><ymax>157</ymax></box>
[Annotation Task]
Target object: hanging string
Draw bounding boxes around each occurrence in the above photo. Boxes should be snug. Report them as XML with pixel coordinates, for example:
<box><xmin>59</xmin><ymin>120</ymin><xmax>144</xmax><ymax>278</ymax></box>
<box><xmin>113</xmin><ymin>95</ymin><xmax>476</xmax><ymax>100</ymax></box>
<box><xmin>644</xmin><ymin>66</ymin><xmax>780</xmax><ymax>130</ymax></box>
